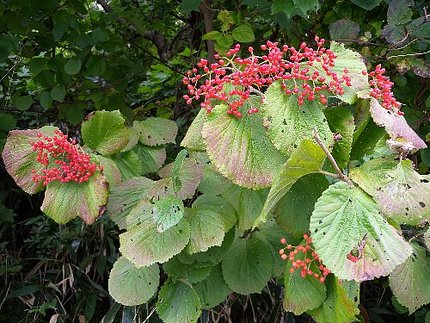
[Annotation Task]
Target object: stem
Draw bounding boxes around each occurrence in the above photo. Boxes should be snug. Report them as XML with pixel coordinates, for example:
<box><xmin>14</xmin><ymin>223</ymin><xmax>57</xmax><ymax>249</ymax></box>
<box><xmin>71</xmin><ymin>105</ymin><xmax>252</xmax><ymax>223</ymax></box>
<box><xmin>312</xmin><ymin>128</ymin><xmax>353</xmax><ymax>185</ymax></box>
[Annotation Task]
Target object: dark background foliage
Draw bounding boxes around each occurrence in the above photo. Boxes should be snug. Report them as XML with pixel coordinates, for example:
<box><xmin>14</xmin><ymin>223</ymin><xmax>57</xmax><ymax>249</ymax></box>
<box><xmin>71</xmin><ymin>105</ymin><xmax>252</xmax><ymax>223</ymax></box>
<box><xmin>0</xmin><ymin>0</ymin><xmax>429</xmax><ymax>321</ymax></box>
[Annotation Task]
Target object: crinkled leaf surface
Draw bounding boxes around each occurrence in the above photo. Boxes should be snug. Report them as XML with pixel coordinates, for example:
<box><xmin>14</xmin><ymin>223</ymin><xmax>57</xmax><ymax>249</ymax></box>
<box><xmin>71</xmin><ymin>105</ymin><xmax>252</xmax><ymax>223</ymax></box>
<box><xmin>81</xmin><ymin>110</ymin><xmax>130</xmax><ymax>156</ymax></box>
<box><xmin>262</xmin><ymin>82</ymin><xmax>333</xmax><ymax>156</ymax></box>
<box><xmin>221</xmin><ymin>232</ymin><xmax>273</xmax><ymax>294</ymax></box>
<box><xmin>194</xmin><ymin>264</ymin><xmax>231</xmax><ymax>309</ymax></box>
<box><xmin>369</xmin><ymin>98</ymin><xmax>427</xmax><ymax>149</ymax></box>
<box><xmin>283</xmin><ymin>255</ymin><xmax>326</xmax><ymax>315</ymax></box>
<box><xmin>156</xmin><ymin>280</ymin><xmax>201</xmax><ymax>323</ymax></box>
<box><xmin>133</xmin><ymin>143</ymin><xmax>166</xmax><ymax>175</ymax></box>
<box><xmin>325</xmin><ymin>106</ymin><xmax>355</xmax><ymax>169</ymax></box>
<box><xmin>163</xmin><ymin>257</ymin><xmax>211</xmax><ymax>284</ymax></box>
<box><xmin>2</xmin><ymin>126</ymin><xmax>57</xmax><ymax>194</ymax></box>
<box><xmin>181</xmin><ymin>108</ymin><xmax>207</xmax><ymax>151</ymax></box>
<box><xmin>309</xmin><ymin>275</ymin><xmax>359</xmax><ymax>323</ymax></box>
<box><xmin>256</xmin><ymin>139</ymin><xmax>326</xmax><ymax>227</ymax></box>
<box><xmin>153</xmin><ymin>196</ymin><xmax>184</xmax><ymax>233</ymax></box>
<box><xmin>134</xmin><ymin>117</ymin><xmax>178</xmax><ymax>146</ymax></box>
<box><xmin>310</xmin><ymin>181</ymin><xmax>412</xmax><ymax>281</ymax></box>
<box><xmin>108</xmin><ymin>256</ymin><xmax>159</xmax><ymax>306</ymax></box>
<box><xmin>41</xmin><ymin>172</ymin><xmax>109</xmax><ymax>224</ymax></box>
<box><xmin>389</xmin><ymin>244</ymin><xmax>430</xmax><ymax>314</ymax></box>
<box><xmin>202</xmin><ymin>103</ymin><xmax>285</xmax><ymax>189</ymax></box>
<box><xmin>120</xmin><ymin>208</ymin><xmax>190</xmax><ymax>267</ymax></box>
<box><xmin>110</xmin><ymin>150</ymin><xmax>143</xmax><ymax>180</ymax></box>
<box><xmin>107</xmin><ymin>176</ymin><xmax>154</xmax><ymax>229</ymax></box>
<box><xmin>350</xmin><ymin>158</ymin><xmax>430</xmax><ymax>225</ymax></box>
<box><xmin>275</xmin><ymin>174</ymin><xmax>329</xmax><ymax>238</ymax></box>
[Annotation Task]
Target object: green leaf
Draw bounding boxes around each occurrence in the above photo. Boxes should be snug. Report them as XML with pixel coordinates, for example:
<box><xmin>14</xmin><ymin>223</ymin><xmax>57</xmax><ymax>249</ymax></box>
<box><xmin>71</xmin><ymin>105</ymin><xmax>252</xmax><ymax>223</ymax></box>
<box><xmin>202</xmin><ymin>31</ymin><xmax>222</xmax><ymax>41</ymax></box>
<box><xmin>0</xmin><ymin>113</ymin><xmax>16</xmax><ymax>133</ymax></box>
<box><xmin>350</xmin><ymin>159</ymin><xmax>430</xmax><ymax>225</ymax></box>
<box><xmin>41</xmin><ymin>172</ymin><xmax>109</xmax><ymax>224</ymax></box>
<box><xmin>389</xmin><ymin>244</ymin><xmax>430</xmax><ymax>314</ymax></box>
<box><xmin>283</xmin><ymin>255</ymin><xmax>326</xmax><ymax>315</ymax></box>
<box><xmin>325</xmin><ymin>106</ymin><xmax>355</xmax><ymax>169</ymax></box>
<box><xmin>50</xmin><ymin>85</ymin><xmax>66</xmax><ymax>101</ymax></box>
<box><xmin>134</xmin><ymin>117</ymin><xmax>178</xmax><ymax>146</ymax></box>
<box><xmin>179</xmin><ymin>0</ymin><xmax>202</xmax><ymax>14</ymax></box>
<box><xmin>133</xmin><ymin>143</ymin><xmax>166</xmax><ymax>175</ymax></box>
<box><xmin>275</xmin><ymin>174</ymin><xmax>329</xmax><ymax>238</ymax></box>
<box><xmin>33</xmin><ymin>70</ymin><xmax>55</xmax><ymax>88</ymax></box>
<box><xmin>163</xmin><ymin>257</ymin><xmax>211</xmax><ymax>284</ymax></box>
<box><xmin>424</xmin><ymin>228</ymin><xmax>430</xmax><ymax>250</ymax></box>
<box><xmin>12</xmin><ymin>95</ymin><xmax>33</xmax><ymax>111</ymax></box>
<box><xmin>256</xmin><ymin>139</ymin><xmax>326</xmax><ymax>227</ymax></box>
<box><xmin>194</xmin><ymin>264</ymin><xmax>230</xmax><ymax>309</ymax></box>
<box><xmin>221</xmin><ymin>232</ymin><xmax>273</xmax><ymax>294</ymax></box>
<box><xmin>107</xmin><ymin>177</ymin><xmax>154</xmax><ymax>229</ymax></box>
<box><xmin>156</xmin><ymin>280</ymin><xmax>201</xmax><ymax>323</ymax></box>
<box><xmin>369</xmin><ymin>98</ymin><xmax>427</xmax><ymax>149</ymax></box>
<box><xmin>171</xmin><ymin>149</ymin><xmax>189</xmax><ymax>193</ymax></box>
<box><xmin>232</xmin><ymin>24</ymin><xmax>255</xmax><ymax>42</ymax></box>
<box><xmin>110</xmin><ymin>150</ymin><xmax>143</xmax><ymax>180</ymax></box>
<box><xmin>308</xmin><ymin>275</ymin><xmax>359</xmax><ymax>323</ymax></box>
<box><xmin>309</xmin><ymin>181</ymin><xmax>413</xmax><ymax>281</ymax></box>
<box><xmin>349</xmin><ymin>0</ymin><xmax>381</xmax><ymax>10</ymax></box>
<box><xmin>329</xmin><ymin>19</ymin><xmax>360</xmax><ymax>43</ymax></box>
<box><xmin>81</xmin><ymin>110</ymin><xmax>130</xmax><ymax>156</ymax></box>
<box><xmin>262</xmin><ymin>82</ymin><xmax>333</xmax><ymax>156</ymax></box>
<box><xmin>1</xmin><ymin>126</ymin><xmax>57</xmax><ymax>194</ymax></box>
<box><xmin>153</xmin><ymin>196</ymin><xmax>185</xmax><ymax>233</ymax></box>
<box><xmin>271</xmin><ymin>0</ymin><xmax>303</xmax><ymax>18</ymax></box>
<box><xmin>202</xmin><ymin>103</ymin><xmax>285</xmax><ymax>189</ymax></box>
<box><xmin>92</xmin><ymin>27</ymin><xmax>110</xmax><ymax>43</ymax></box>
<box><xmin>96</xmin><ymin>155</ymin><xmax>122</xmax><ymax>187</ymax></box>
<box><xmin>120</xmin><ymin>213</ymin><xmax>190</xmax><ymax>267</ymax></box>
<box><xmin>387</xmin><ymin>0</ymin><xmax>413</xmax><ymax>25</ymax></box>
<box><xmin>181</xmin><ymin>109</ymin><xmax>207</xmax><ymax>151</ymax></box>
<box><xmin>64</xmin><ymin>57</ymin><xmax>82</xmax><ymax>75</ymax></box>
<box><xmin>40</xmin><ymin>90</ymin><xmax>52</xmax><ymax>109</ymax></box>
<box><xmin>108</xmin><ymin>257</ymin><xmax>159</xmax><ymax>306</ymax></box>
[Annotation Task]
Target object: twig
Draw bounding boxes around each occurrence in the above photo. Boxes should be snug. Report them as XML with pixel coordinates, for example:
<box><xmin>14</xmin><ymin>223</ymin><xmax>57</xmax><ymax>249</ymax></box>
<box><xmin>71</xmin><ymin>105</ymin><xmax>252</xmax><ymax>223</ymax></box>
<box><xmin>388</xmin><ymin>49</ymin><xmax>430</xmax><ymax>60</ymax></box>
<box><xmin>312</xmin><ymin>128</ymin><xmax>353</xmax><ymax>185</ymax></box>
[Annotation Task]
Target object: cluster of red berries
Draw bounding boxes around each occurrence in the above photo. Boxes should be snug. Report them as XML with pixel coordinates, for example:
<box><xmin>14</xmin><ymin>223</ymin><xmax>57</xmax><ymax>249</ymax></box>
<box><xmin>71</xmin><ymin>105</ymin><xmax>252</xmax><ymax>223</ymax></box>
<box><xmin>31</xmin><ymin>130</ymin><xmax>100</xmax><ymax>186</ymax></box>
<box><xmin>365</xmin><ymin>64</ymin><xmax>403</xmax><ymax>115</ymax></box>
<box><xmin>183</xmin><ymin>36</ymin><xmax>352</xmax><ymax>118</ymax></box>
<box><xmin>279</xmin><ymin>234</ymin><xmax>330</xmax><ymax>283</ymax></box>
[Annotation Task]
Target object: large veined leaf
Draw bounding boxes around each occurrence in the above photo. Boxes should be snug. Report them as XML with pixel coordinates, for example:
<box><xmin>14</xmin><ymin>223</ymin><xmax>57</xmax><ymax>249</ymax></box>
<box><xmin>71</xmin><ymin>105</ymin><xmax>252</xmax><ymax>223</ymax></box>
<box><xmin>194</xmin><ymin>265</ymin><xmax>231</xmax><ymax>309</ymax></box>
<box><xmin>41</xmin><ymin>172</ymin><xmax>108</xmax><ymax>224</ymax></box>
<box><xmin>133</xmin><ymin>143</ymin><xmax>166</xmax><ymax>175</ymax></box>
<box><xmin>108</xmin><ymin>257</ymin><xmax>159</xmax><ymax>306</ymax></box>
<box><xmin>350</xmin><ymin>158</ymin><xmax>430</xmax><ymax>225</ymax></box>
<box><xmin>134</xmin><ymin>117</ymin><xmax>178</xmax><ymax>146</ymax></box>
<box><xmin>96</xmin><ymin>155</ymin><xmax>122</xmax><ymax>187</ymax></box>
<box><xmin>2</xmin><ymin>126</ymin><xmax>57</xmax><ymax>194</ymax></box>
<box><xmin>350</xmin><ymin>119</ymin><xmax>389</xmax><ymax>162</ymax></box>
<box><xmin>120</xmin><ymin>208</ymin><xmax>190</xmax><ymax>267</ymax></box>
<box><xmin>309</xmin><ymin>275</ymin><xmax>359</xmax><ymax>323</ymax></box>
<box><xmin>107</xmin><ymin>176</ymin><xmax>154</xmax><ymax>229</ymax></box>
<box><xmin>275</xmin><ymin>174</ymin><xmax>329</xmax><ymax>238</ymax></box>
<box><xmin>198</xmin><ymin>164</ymin><xmax>235</xmax><ymax>196</ymax></box>
<box><xmin>389</xmin><ymin>244</ymin><xmax>430</xmax><ymax>314</ymax></box>
<box><xmin>255</xmin><ymin>139</ymin><xmax>326</xmax><ymax>227</ymax></box>
<box><xmin>283</xmin><ymin>255</ymin><xmax>326</xmax><ymax>315</ymax></box>
<box><xmin>110</xmin><ymin>150</ymin><xmax>143</xmax><ymax>180</ymax></box>
<box><xmin>425</xmin><ymin>228</ymin><xmax>430</xmax><ymax>250</ymax></box>
<box><xmin>310</xmin><ymin>181</ymin><xmax>412</xmax><ymax>281</ymax></box>
<box><xmin>325</xmin><ymin>106</ymin><xmax>355</xmax><ymax>169</ymax></box>
<box><xmin>202</xmin><ymin>103</ymin><xmax>285</xmax><ymax>189</ymax></box>
<box><xmin>152</xmin><ymin>196</ymin><xmax>185</xmax><ymax>233</ymax></box>
<box><xmin>262</xmin><ymin>82</ymin><xmax>333</xmax><ymax>156</ymax></box>
<box><xmin>221</xmin><ymin>232</ymin><xmax>273</xmax><ymax>294</ymax></box>
<box><xmin>156</xmin><ymin>280</ymin><xmax>201</xmax><ymax>323</ymax></box>
<box><xmin>81</xmin><ymin>110</ymin><xmax>130</xmax><ymax>156</ymax></box>
<box><xmin>369</xmin><ymin>98</ymin><xmax>427</xmax><ymax>150</ymax></box>
<box><xmin>163</xmin><ymin>257</ymin><xmax>211</xmax><ymax>284</ymax></box>
<box><xmin>181</xmin><ymin>108</ymin><xmax>207</xmax><ymax>151</ymax></box>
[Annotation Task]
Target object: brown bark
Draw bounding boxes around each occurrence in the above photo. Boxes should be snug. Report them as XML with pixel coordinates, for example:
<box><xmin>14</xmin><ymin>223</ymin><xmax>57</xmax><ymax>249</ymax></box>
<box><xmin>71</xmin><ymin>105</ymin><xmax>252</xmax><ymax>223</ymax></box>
<box><xmin>199</xmin><ymin>0</ymin><xmax>216</xmax><ymax>63</ymax></box>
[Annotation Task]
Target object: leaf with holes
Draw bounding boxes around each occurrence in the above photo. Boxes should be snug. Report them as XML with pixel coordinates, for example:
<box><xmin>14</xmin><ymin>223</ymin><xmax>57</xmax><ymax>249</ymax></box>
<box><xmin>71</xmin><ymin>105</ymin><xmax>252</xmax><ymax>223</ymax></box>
<box><xmin>133</xmin><ymin>144</ymin><xmax>166</xmax><ymax>175</ymax></box>
<box><xmin>156</xmin><ymin>280</ymin><xmax>201</xmax><ymax>323</ymax></box>
<box><xmin>134</xmin><ymin>117</ymin><xmax>178</xmax><ymax>146</ymax></box>
<box><xmin>221</xmin><ymin>232</ymin><xmax>273</xmax><ymax>294</ymax></box>
<box><xmin>255</xmin><ymin>139</ymin><xmax>326</xmax><ymax>228</ymax></box>
<box><xmin>120</xmin><ymin>208</ymin><xmax>190</xmax><ymax>267</ymax></box>
<box><xmin>262</xmin><ymin>82</ymin><xmax>333</xmax><ymax>156</ymax></box>
<box><xmin>202</xmin><ymin>102</ymin><xmax>285</xmax><ymax>189</ymax></box>
<box><xmin>2</xmin><ymin>126</ymin><xmax>57</xmax><ymax>194</ymax></box>
<box><xmin>81</xmin><ymin>110</ymin><xmax>130</xmax><ymax>156</ymax></box>
<box><xmin>310</xmin><ymin>181</ymin><xmax>412</xmax><ymax>281</ymax></box>
<box><xmin>350</xmin><ymin>158</ymin><xmax>430</xmax><ymax>225</ymax></box>
<box><xmin>153</xmin><ymin>196</ymin><xmax>185</xmax><ymax>233</ymax></box>
<box><xmin>108</xmin><ymin>257</ymin><xmax>159</xmax><ymax>306</ymax></box>
<box><xmin>369</xmin><ymin>98</ymin><xmax>427</xmax><ymax>150</ymax></box>
<box><xmin>41</xmin><ymin>172</ymin><xmax>109</xmax><ymax>224</ymax></box>
<box><xmin>389</xmin><ymin>244</ymin><xmax>430</xmax><ymax>314</ymax></box>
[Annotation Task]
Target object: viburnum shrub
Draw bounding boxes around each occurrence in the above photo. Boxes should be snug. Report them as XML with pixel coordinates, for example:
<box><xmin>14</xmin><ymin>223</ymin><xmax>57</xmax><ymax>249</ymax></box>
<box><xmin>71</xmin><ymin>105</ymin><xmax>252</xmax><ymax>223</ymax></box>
<box><xmin>2</xmin><ymin>39</ymin><xmax>430</xmax><ymax>322</ymax></box>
